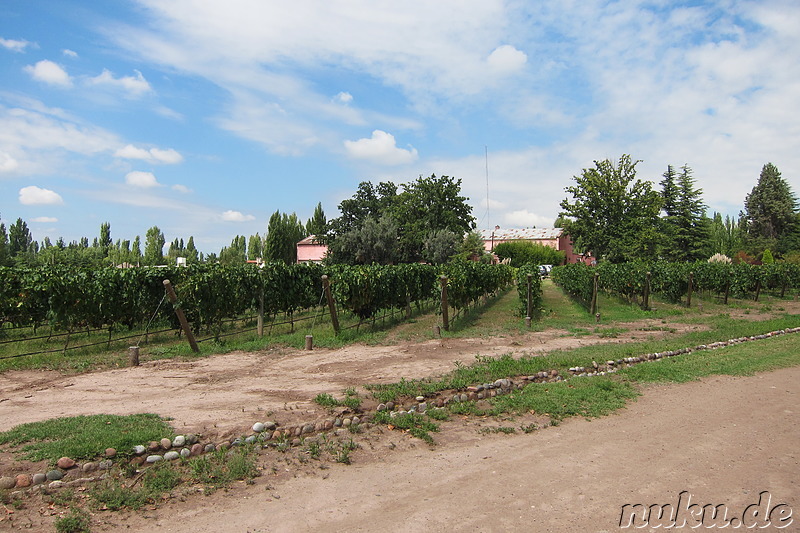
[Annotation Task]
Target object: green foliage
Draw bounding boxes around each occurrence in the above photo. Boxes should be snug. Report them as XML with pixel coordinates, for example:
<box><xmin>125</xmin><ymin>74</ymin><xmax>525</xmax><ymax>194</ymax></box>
<box><xmin>744</xmin><ymin>163</ymin><xmax>798</xmax><ymax>252</ymax></box>
<box><xmin>374</xmin><ymin>411</ymin><xmax>439</xmax><ymax>444</ymax></box>
<box><xmin>423</xmin><ymin>229</ymin><xmax>460</xmax><ymax>264</ymax></box>
<box><xmin>0</xmin><ymin>414</ymin><xmax>173</xmax><ymax>463</ymax></box>
<box><xmin>326</xmin><ymin>175</ymin><xmax>475</xmax><ymax>263</ymax></box>
<box><xmin>493</xmin><ymin>241</ymin><xmax>565</xmax><ymax>267</ymax></box>
<box><xmin>264</xmin><ymin>210</ymin><xmax>306</xmax><ymax>265</ymax></box>
<box><xmin>559</xmin><ymin>155</ymin><xmax>663</xmax><ymax>262</ymax></box>
<box><xmin>142</xmin><ymin>462</ymin><xmax>183</xmax><ymax>493</ymax></box>
<box><xmin>517</xmin><ymin>263</ymin><xmax>543</xmax><ymax>317</ymax></box>
<box><xmin>306</xmin><ymin>202</ymin><xmax>328</xmax><ymax>237</ymax></box>
<box><xmin>54</xmin><ymin>508</ymin><xmax>91</xmax><ymax>533</ymax></box>
<box><xmin>327</xmin><ymin>215</ymin><xmax>399</xmax><ymax>265</ymax></box>
<box><xmin>143</xmin><ymin>226</ymin><xmax>165</xmax><ymax>266</ymax></box>
<box><xmin>659</xmin><ymin>165</ymin><xmax>710</xmax><ymax>262</ymax></box>
<box><xmin>761</xmin><ymin>249</ymin><xmax>775</xmax><ymax>264</ymax></box>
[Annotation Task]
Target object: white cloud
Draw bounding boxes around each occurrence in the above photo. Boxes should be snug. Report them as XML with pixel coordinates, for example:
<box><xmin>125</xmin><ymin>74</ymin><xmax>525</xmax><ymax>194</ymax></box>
<box><xmin>0</xmin><ymin>152</ymin><xmax>19</xmax><ymax>172</ymax></box>
<box><xmin>62</xmin><ymin>49</ymin><xmax>78</xmax><ymax>58</ymax></box>
<box><xmin>486</xmin><ymin>45</ymin><xmax>527</xmax><ymax>73</ymax></box>
<box><xmin>23</xmin><ymin>60</ymin><xmax>72</xmax><ymax>87</ymax></box>
<box><xmin>503</xmin><ymin>210</ymin><xmax>554</xmax><ymax>228</ymax></box>
<box><xmin>0</xmin><ymin>38</ymin><xmax>31</xmax><ymax>52</ymax></box>
<box><xmin>19</xmin><ymin>185</ymin><xmax>64</xmax><ymax>205</ymax></box>
<box><xmin>221</xmin><ymin>210</ymin><xmax>255</xmax><ymax>222</ymax></box>
<box><xmin>88</xmin><ymin>69</ymin><xmax>152</xmax><ymax>97</ymax></box>
<box><xmin>172</xmin><ymin>184</ymin><xmax>191</xmax><ymax>193</ymax></box>
<box><xmin>344</xmin><ymin>130</ymin><xmax>418</xmax><ymax>165</ymax></box>
<box><xmin>335</xmin><ymin>92</ymin><xmax>353</xmax><ymax>104</ymax></box>
<box><xmin>125</xmin><ymin>170</ymin><xmax>161</xmax><ymax>188</ymax></box>
<box><xmin>31</xmin><ymin>216</ymin><xmax>58</xmax><ymax>223</ymax></box>
<box><xmin>114</xmin><ymin>144</ymin><xmax>183</xmax><ymax>164</ymax></box>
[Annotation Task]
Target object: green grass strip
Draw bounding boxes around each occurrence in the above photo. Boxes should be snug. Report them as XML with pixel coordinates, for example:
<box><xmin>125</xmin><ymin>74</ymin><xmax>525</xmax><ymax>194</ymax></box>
<box><xmin>0</xmin><ymin>413</ymin><xmax>173</xmax><ymax>464</ymax></box>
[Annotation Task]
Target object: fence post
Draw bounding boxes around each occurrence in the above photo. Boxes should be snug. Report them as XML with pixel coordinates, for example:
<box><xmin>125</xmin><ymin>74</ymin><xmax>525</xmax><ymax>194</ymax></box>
<box><xmin>163</xmin><ymin>279</ymin><xmax>200</xmax><ymax>353</ymax></box>
<box><xmin>440</xmin><ymin>275</ymin><xmax>450</xmax><ymax>332</ymax></box>
<box><xmin>754</xmin><ymin>279</ymin><xmax>761</xmax><ymax>302</ymax></box>
<box><xmin>257</xmin><ymin>290</ymin><xmax>264</xmax><ymax>337</ymax></box>
<box><xmin>322</xmin><ymin>275</ymin><xmax>340</xmax><ymax>334</ymax></box>
<box><xmin>128</xmin><ymin>346</ymin><xmax>140</xmax><ymax>367</ymax></box>
<box><xmin>590</xmin><ymin>273</ymin><xmax>599</xmax><ymax>316</ymax></box>
<box><xmin>724</xmin><ymin>281</ymin><xmax>730</xmax><ymax>305</ymax></box>
<box><xmin>526</xmin><ymin>274</ymin><xmax>533</xmax><ymax>323</ymax></box>
<box><xmin>642</xmin><ymin>271</ymin><xmax>651</xmax><ymax>311</ymax></box>
<box><xmin>686</xmin><ymin>272</ymin><xmax>694</xmax><ymax>308</ymax></box>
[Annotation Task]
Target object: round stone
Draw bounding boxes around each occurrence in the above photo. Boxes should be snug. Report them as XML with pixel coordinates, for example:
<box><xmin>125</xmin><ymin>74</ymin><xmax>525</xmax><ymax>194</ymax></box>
<box><xmin>132</xmin><ymin>445</ymin><xmax>146</xmax><ymax>455</ymax></box>
<box><xmin>245</xmin><ymin>435</ymin><xmax>257</xmax><ymax>444</ymax></box>
<box><xmin>15</xmin><ymin>474</ymin><xmax>32</xmax><ymax>488</ymax></box>
<box><xmin>418</xmin><ymin>402</ymin><xmax>427</xmax><ymax>412</ymax></box>
<box><xmin>56</xmin><ymin>457</ymin><xmax>75</xmax><ymax>469</ymax></box>
<box><xmin>160</xmin><ymin>438</ymin><xmax>172</xmax><ymax>450</ymax></box>
<box><xmin>186</xmin><ymin>434</ymin><xmax>198</xmax><ymax>445</ymax></box>
<box><xmin>148</xmin><ymin>441</ymin><xmax>161</xmax><ymax>452</ymax></box>
<box><xmin>264</xmin><ymin>421</ymin><xmax>277</xmax><ymax>430</ymax></box>
<box><xmin>252</xmin><ymin>422</ymin><xmax>265</xmax><ymax>433</ymax></box>
<box><xmin>129</xmin><ymin>456</ymin><xmax>144</xmax><ymax>466</ymax></box>
<box><xmin>46</xmin><ymin>470</ymin><xmax>64</xmax><ymax>481</ymax></box>
<box><xmin>303</xmin><ymin>424</ymin><xmax>314</xmax><ymax>434</ymax></box>
<box><xmin>164</xmin><ymin>451</ymin><xmax>180</xmax><ymax>461</ymax></box>
<box><xmin>98</xmin><ymin>460</ymin><xmax>113</xmax><ymax>470</ymax></box>
<box><xmin>48</xmin><ymin>480</ymin><xmax>65</xmax><ymax>489</ymax></box>
<box><xmin>191</xmin><ymin>443</ymin><xmax>203</xmax><ymax>456</ymax></box>
<box><xmin>32</xmin><ymin>473</ymin><xmax>47</xmax><ymax>485</ymax></box>
<box><xmin>342</xmin><ymin>418</ymin><xmax>352</xmax><ymax>427</ymax></box>
<box><xmin>0</xmin><ymin>477</ymin><xmax>15</xmax><ymax>490</ymax></box>
<box><xmin>172</xmin><ymin>435</ymin><xmax>186</xmax><ymax>447</ymax></box>
<box><xmin>377</xmin><ymin>403</ymin><xmax>386</xmax><ymax>412</ymax></box>
<box><xmin>180</xmin><ymin>448</ymin><xmax>191</xmax><ymax>458</ymax></box>
<box><xmin>82</xmin><ymin>462</ymin><xmax>98</xmax><ymax>473</ymax></box>
<box><xmin>416</xmin><ymin>396</ymin><xmax>425</xmax><ymax>402</ymax></box>
<box><xmin>204</xmin><ymin>443</ymin><xmax>216</xmax><ymax>453</ymax></box>
<box><xmin>352</xmin><ymin>416</ymin><xmax>360</xmax><ymax>425</ymax></box>
<box><xmin>104</xmin><ymin>448</ymin><xmax>117</xmax><ymax>458</ymax></box>
<box><xmin>146</xmin><ymin>455</ymin><xmax>164</xmax><ymax>463</ymax></box>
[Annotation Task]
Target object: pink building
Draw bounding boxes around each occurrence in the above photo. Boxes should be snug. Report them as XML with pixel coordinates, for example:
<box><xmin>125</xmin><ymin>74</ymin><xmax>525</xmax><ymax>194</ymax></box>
<box><xmin>479</xmin><ymin>227</ymin><xmax>588</xmax><ymax>264</ymax></box>
<box><xmin>296</xmin><ymin>235</ymin><xmax>328</xmax><ymax>263</ymax></box>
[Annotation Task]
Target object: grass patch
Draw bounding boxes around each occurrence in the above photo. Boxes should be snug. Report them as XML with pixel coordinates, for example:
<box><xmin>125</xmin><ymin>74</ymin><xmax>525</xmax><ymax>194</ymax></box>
<box><xmin>313</xmin><ymin>389</ymin><xmax>362</xmax><ymax>410</ymax></box>
<box><xmin>54</xmin><ymin>508</ymin><xmax>91</xmax><ymax>533</ymax></box>
<box><xmin>619</xmin><ymin>334</ymin><xmax>800</xmax><ymax>383</ymax></box>
<box><xmin>0</xmin><ymin>414</ymin><xmax>173</xmax><ymax>464</ymax></box>
<box><xmin>374</xmin><ymin>411</ymin><xmax>439</xmax><ymax>444</ymax></box>
<box><xmin>188</xmin><ymin>446</ymin><xmax>259</xmax><ymax>489</ymax></box>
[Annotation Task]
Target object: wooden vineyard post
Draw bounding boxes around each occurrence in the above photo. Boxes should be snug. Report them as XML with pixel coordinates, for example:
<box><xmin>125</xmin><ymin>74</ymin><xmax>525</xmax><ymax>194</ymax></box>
<box><xmin>754</xmin><ymin>279</ymin><xmax>761</xmax><ymax>302</ymax></box>
<box><xmin>590</xmin><ymin>273</ymin><xmax>599</xmax><ymax>316</ymax></box>
<box><xmin>526</xmin><ymin>274</ymin><xmax>533</xmax><ymax>324</ymax></box>
<box><xmin>257</xmin><ymin>290</ymin><xmax>264</xmax><ymax>337</ymax></box>
<box><xmin>440</xmin><ymin>275</ymin><xmax>450</xmax><ymax>332</ymax></box>
<box><xmin>129</xmin><ymin>346</ymin><xmax>140</xmax><ymax>367</ymax></box>
<box><xmin>686</xmin><ymin>272</ymin><xmax>694</xmax><ymax>308</ymax></box>
<box><xmin>322</xmin><ymin>275</ymin><xmax>340</xmax><ymax>334</ymax></box>
<box><xmin>642</xmin><ymin>272</ymin><xmax>651</xmax><ymax>311</ymax></box>
<box><xmin>163</xmin><ymin>279</ymin><xmax>200</xmax><ymax>353</ymax></box>
<box><xmin>724</xmin><ymin>281</ymin><xmax>730</xmax><ymax>305</ymax></box>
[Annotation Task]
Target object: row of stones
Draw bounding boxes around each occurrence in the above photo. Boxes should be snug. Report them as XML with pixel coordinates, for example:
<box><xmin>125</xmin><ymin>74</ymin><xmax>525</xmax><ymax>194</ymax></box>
<box><xmin>6</xmin><ymin>326</ymin><xmax>797</xmax><ymax>494</ymax></box>
<box><xmin>566</xmin><ymin>326</ymin><xmax>800</xmax><ymax>377</ymax></box>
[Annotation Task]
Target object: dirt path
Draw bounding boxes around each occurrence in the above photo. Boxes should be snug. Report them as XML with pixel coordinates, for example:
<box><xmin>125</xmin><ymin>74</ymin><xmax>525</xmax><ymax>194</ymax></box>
<box><xmin>102</xmin><ymin>365</ymin><xmax>799</xmax><ymax>532</ymax></box>
<box><xmin>0</xmin><ymin>319</ymin><xmax>698</xmax><ymax>439</ymax></box>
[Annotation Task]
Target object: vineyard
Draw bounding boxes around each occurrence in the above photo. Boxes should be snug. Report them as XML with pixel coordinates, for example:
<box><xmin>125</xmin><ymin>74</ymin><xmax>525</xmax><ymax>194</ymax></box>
<box><xmin>0</xmin><ymin>262</ymin><xmax>515</xmax><ymax>360</ymax></box>
<box><xmin>551</xmin><ymin>261</ymin><xmax>800</xmax><ymax>311</ymax></box>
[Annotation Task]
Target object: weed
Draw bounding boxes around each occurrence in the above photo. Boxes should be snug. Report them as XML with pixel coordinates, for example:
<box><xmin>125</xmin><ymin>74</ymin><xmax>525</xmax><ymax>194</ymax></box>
<box><xmin>479</xmin><ymin>426</ymin><xmax>516</xmax><ymax>434</ymax></box>
<box><xmin>426</xmin><ymin>408</ymin><xmax>449</xmax><ymax>421</ymax></box>
<box><xmin>520</xmin><ymin>423</ymin><xmax>539</xmax><ymax>433</ymax></box>
<box><xmin>142</xmin><ymin>463</ymin><xmax>182</xmax><ymax>493</ymax></box>
<box><xmin>313</xmin><ymin>393</ymin><xmax>339</xmax><ymax>408</ymax></box>
<box><xmin>54</xmin><ymin>508</ymin><xmax>91</xmax><ymax>533</ymax></box>
<box><xmin>90</xmin><ymin>479</ymin><xmax>149</xmax><ymax>511</ymax></box>
<box><xmin>374</xmin><ymin>411</ymin><xmax>439</xmax><ymax>444</ymax></box>
<box><xmin>47</xmin><ymin>488</ymin><xmax>76</xmax><ymax>507</ymax></box>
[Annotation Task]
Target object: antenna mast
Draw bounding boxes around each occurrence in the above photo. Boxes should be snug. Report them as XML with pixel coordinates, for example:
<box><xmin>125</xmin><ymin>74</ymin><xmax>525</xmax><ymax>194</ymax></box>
<box><xmin>485</xmin><ymin>145</ymin><xmax>490</xmax><ymax>230</ymax></box>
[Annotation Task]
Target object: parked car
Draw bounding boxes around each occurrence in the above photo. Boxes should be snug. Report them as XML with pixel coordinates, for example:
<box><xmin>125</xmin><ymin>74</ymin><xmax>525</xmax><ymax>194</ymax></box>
<box><xmin>539</xmin><ymin>264</ymin><xmax>553</xmax><ymax>277</ymax></box>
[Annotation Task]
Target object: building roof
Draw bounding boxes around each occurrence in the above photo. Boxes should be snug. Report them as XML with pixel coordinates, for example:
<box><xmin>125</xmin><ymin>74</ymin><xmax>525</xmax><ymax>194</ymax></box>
<box><xmin>479</xmin><ymin>227</ymin><xmax>563</xmax><ymax>241</ymax></box>
<box><xmin>297</xmin><ymin>235</ymin><xmax>324</xmax><ymax>245</ymax></box>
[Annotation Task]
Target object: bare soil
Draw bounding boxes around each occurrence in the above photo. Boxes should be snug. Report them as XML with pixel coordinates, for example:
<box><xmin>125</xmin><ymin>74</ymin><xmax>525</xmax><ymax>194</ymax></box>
<box><xmin>0</xmin><ymin>310</ymin><xmax>797</xmax><ymax>532</ymax></box>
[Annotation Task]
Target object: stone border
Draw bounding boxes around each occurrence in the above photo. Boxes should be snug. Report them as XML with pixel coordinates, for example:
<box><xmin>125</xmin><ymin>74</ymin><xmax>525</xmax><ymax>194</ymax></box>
<box><xmin>2</xmin><ymin>326</ymin><xmax>798</xmax><ymax>495</ymax></box>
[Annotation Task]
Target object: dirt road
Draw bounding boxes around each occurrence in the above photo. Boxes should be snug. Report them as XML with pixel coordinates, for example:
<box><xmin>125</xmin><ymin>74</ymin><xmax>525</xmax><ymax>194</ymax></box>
<box><xmin>104</xmin><ymin>365</ymin><xmax>799</xmax><ymax>532</ymax></box>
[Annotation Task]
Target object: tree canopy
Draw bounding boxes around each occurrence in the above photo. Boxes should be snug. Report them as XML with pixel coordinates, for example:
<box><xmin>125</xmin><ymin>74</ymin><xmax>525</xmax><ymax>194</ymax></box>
<box><xmin>743</xmin><ymin>163</ymin><xmax>798</xmax><ymax>253</ymax></box>
<box><xmin>559</xmin><ymin>155</ymin><xmax>663</xmax><ymax>263</ymax></box>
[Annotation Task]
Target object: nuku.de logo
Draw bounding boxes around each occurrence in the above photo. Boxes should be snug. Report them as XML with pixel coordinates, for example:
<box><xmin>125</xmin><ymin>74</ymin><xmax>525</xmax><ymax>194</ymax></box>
<box><xmin>619</xmin><ymin>491</ymin><xmax>793</xmax><ymax>529</ymax></box>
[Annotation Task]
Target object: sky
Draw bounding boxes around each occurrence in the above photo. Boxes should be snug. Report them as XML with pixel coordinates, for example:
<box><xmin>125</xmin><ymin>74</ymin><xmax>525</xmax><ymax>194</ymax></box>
<box><xmin>1</xmin><ymin>0</ymin><xmax>799</xmax><ymax>255</ymax></box>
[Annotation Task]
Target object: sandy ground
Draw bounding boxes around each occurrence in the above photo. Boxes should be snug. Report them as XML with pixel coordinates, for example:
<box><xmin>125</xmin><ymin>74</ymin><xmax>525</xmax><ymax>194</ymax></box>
<box><xmin>0</xmin><ymin>312</ymin><xmax>797</xmax><ymax>532</ymax></box>
<box><xmin>102</xmin><ymin>366</ymin><xmax>800</xmax><ymax>532</ymax></box>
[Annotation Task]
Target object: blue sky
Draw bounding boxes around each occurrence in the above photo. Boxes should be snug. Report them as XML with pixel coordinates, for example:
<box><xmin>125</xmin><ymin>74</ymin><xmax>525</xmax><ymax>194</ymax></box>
<box><xmin>1</xmin><ymin>0</ymin><xmax>798</xmax><ymax>254</ymax></box>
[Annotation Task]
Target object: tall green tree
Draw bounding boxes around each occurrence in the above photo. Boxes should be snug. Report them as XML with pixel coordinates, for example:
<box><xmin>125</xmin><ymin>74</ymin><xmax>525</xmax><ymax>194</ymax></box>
<box><xmin>185</xmin><ymin>236</ymin><xmax>199</xmax><ymax>263</ymax></box>
<box><xmin>743</xmin><ymin>163</ymin><xmax>798</xmax><ymax>253</ymax></box>
<box><xmin>8</xmin><ymin>218</ymin><xmax>32</xmax><ymax>258</ymax></box>
<box><xmin>422</xmin><ymin>229</ymin><xmax>460</xmax><ymax>264</ymax></box>
<box><xmin>247</xmin><ymin>233</ymin><xmax>263</xmax><ymax>261</ymax></box>
<box><xmin>328</xmin><ymin>181</ymin><xmax>398</xmax><ymax>239</ymax></box>
<box><xmin>306</xmin><ymin>203</ymin><xmax>327</xmax><ymax>237</ymax></box>
<box><xmin>559</xmin><ymin>155</ymin><xmax>663</xmax><ymax>263</ymax></box>
<box><xmin>264</xmin><ymin>211</ymin><xmax>306</xmax><ymax>264</ymax></box>
<box><xmin>219</xmin><ymin>235</ymin><xmax>247</xmax><ymax>264</ymax></box>
<box><xmin>98</xmin><ymin>222</ymin><xmax>112</xmax><ymax>258</ymax></box>
<box><xmin>660</xmin><ymin>164</ymin><xmax>709</xmax><ymax>261</ymax></box>
<box><xmin>707</xmin><ymin>212</ymin><xmax>745</xmax><ymax>257</ymax></box>
<box><xmin>0</xmin><ymin>219</ymin><xmax>8</xmax><ymax>266</ymax></box>
<box><xmin>143</xmin><ymin>226</ymin><xmax>165</xmax><ymax>265</ymax></box>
